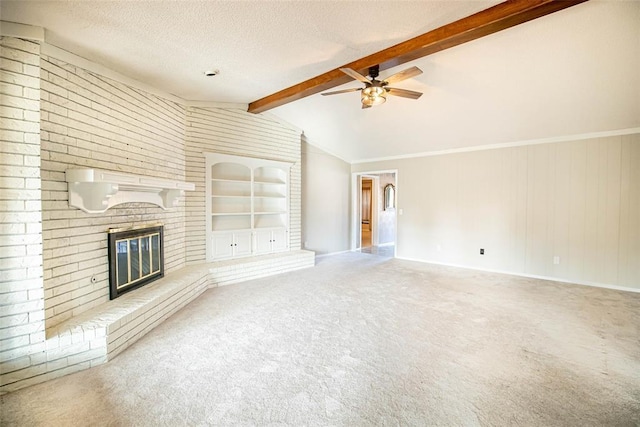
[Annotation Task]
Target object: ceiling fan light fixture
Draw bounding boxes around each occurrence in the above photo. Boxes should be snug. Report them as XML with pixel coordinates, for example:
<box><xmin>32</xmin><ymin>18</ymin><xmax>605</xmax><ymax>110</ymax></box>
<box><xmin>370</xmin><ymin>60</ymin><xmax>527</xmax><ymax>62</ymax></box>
<box><xmin>322</xmin><ymin>66</ymin><xmax>422</xmax><ymax>108</ymax></box>
<box><xmin>361</xmin><ymin>86</ymin><xmax>386</xmax><ymax>107</ymax></box>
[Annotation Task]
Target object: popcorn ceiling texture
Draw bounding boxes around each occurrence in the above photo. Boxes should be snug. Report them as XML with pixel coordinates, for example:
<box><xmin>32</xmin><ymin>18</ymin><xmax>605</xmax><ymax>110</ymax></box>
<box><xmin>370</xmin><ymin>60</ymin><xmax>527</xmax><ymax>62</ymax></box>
<box><xmin>0</xmin><ymin>1</ymin><xmax>501</xmax><ymax>102</ymax></box>
<box><xmin>2</xmin><ymin>252</ymin><xmax>639</xmax><ymax>425</ymax></box>
<box><xmin>2</xmin><ymin>2</ymin><xmax>638</xmax><ymax>163</ymax></box>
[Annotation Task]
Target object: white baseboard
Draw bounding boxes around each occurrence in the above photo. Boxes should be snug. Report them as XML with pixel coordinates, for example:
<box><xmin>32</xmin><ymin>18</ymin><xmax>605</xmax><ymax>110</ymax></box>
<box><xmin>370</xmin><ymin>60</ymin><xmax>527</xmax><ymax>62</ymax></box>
<box><xmin>315</xmin><ymin>250</ymin><xmax>352</xmax><ymax>259</ymax></box>
<box><xmin>395</xmin><ymin>256</ymin><xmax>640</xmax><ymax>294</ymax></box>
<box><xmin>377</xmin><ymin>242</ymin><xmax>395</xmax><ymax>247</ymax></box>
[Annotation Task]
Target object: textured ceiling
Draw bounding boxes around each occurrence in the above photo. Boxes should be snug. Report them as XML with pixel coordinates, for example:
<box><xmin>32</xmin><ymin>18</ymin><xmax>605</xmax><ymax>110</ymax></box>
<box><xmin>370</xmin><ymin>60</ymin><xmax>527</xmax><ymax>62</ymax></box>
<box><xmin>0</xmin><ymin>0</ymin><xmax>500</xmax><ymax>102</ymax></box>
<box><xmin>2</xmin><ymin>1</ymin><xmax>639</xmax><ymax>162</ymax></box>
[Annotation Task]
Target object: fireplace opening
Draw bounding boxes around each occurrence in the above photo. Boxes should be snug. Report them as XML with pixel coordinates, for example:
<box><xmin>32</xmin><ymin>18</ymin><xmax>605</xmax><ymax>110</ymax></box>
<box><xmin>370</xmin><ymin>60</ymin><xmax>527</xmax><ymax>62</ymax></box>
<box><xmin>108</xmin><ymin>225</ymin><xmax>164</xmax><ymax>299</ymax></box>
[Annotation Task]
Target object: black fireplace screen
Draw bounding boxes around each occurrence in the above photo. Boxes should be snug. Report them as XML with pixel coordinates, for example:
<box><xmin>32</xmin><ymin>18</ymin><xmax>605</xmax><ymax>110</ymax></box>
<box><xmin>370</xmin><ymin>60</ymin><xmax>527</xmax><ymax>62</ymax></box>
<box><xmin>108</xmin><ymin>225</ymin><xmax>164</xmax><ymax>299</ymax></box>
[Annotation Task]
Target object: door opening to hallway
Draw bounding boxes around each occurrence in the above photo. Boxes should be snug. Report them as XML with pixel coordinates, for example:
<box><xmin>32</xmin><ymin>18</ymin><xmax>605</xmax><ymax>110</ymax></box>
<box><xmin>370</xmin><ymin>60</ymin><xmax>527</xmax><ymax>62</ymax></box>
<box><xmin>354</xmin><ymin>171</ymin><xmax>397</xmax><ymax>257</ymax></box>
<box><xmin>361</xmin><ymin>178</ymin><xmax>373</xmax><ymax>248</ymax></box>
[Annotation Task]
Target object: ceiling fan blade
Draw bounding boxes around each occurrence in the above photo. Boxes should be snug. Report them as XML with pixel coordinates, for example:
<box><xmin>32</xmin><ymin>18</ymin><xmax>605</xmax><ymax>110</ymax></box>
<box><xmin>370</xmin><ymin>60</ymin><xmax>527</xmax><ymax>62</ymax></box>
<box><xmin>340</xmin><ymin>68</ymin><xmax>371</xmax><ymax>84</ymax></box>
<box><xmin>321</xmin><ymin>88</ymin><xmax>362</xmax><ymax>96</ymax></box>
<box><xmin>383</xmin><ymin>66</ymin><xmax>423</xmax><ymax>85</ymax></box>
<box><xmin>386</xmin><ymin>87</ymin><xmax>423</xmax><ymax>100</ymax></box>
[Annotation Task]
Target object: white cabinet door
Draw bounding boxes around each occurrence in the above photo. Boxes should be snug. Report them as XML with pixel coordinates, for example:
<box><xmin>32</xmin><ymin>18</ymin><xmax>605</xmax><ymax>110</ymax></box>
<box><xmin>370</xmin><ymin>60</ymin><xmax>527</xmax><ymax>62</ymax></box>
<box><xmin>211</xmin><ymin>232</ymin><xmax>234</xmax><ymax>260</ymax></box>
<box><xmin>212</xmin><ymin>231</ymin><xmax>253</xmax><ymax>260</ymax></box>
<box><xmin>271</xmin><ymin>228</ymin><xmax>287</xmax><ymax>252</ymax></box>
<box><xmin>234</xmin><ymin>231</ymin><xmax>253</xmax><ymax>257</ymax></box>
<box><xmin>253</xmin><ymin>228</ymin><xmax>287</xmax><ymax>254</ymax></box>
<box><xmin>253</xmin><ymin>230</ymin><xmax>273</xmax><ymax>255</ymax></box>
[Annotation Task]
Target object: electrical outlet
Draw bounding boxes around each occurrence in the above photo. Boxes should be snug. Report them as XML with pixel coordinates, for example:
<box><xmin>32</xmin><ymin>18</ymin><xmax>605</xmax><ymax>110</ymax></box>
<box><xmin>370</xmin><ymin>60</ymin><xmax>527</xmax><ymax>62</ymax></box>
<box><xmin>480</xmin><ymin>248</ymin><xmax>484</xmax><ymax>255</ymax></box>
<box><xmin>553</xmin><ymin>256</ymin><xmax>560</xmax><ymax>265</ymax></box>
<box><xmin>399</xmin><ymin>208</ymin><xmax>404</xmax><ymax>215</ymax></box>
<box><xmin>437</xmin><ymin>244</ymin><xmax>442</xmax><ymax>252</ymax></box>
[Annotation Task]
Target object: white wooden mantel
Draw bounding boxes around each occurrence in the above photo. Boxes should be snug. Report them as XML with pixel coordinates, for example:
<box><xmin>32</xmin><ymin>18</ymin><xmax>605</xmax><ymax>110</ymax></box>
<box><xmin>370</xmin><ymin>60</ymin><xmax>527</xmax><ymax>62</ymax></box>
<box><xmin>65</xmin><ymin>168</ymin><xmax>195</xmax><ymax>214</ymax></box>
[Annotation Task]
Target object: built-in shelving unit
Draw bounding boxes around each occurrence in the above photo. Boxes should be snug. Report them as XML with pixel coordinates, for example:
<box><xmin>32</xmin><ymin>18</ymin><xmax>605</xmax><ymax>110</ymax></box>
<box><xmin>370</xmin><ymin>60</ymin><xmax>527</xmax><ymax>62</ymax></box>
<box><xmin>205</xmin><ymin>153</ymin><xmax>292</xmax><ymax>261</ymax></box>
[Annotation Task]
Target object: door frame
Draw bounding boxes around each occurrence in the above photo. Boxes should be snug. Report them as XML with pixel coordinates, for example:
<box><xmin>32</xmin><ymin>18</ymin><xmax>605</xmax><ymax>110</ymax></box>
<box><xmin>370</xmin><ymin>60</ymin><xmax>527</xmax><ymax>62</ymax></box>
<box><xmin>351</xmin><ymin>169</ymin><xmax>398</xmax><ymax>253</ymax></box>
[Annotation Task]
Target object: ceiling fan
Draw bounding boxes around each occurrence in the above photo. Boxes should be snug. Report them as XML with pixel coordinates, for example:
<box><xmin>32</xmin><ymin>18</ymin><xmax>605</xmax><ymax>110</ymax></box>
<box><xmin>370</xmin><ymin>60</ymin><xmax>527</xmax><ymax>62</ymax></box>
<box><xmin>321</xmin><ymin>65</ymin><xmax>423</xmax><ymax>109</ymax></box>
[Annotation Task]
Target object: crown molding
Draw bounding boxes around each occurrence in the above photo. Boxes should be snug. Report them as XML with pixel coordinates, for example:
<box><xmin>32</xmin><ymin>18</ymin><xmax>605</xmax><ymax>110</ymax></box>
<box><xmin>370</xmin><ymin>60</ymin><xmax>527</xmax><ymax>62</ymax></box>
<box><xmin>351</xmin><ymin>127</ymin><xmax>640</xmax><ymax>165</ymax></box>
<box><xmin>0</xmin><ymin>21</ymin><xmax>45</xmax><ymax>41</ymax></box>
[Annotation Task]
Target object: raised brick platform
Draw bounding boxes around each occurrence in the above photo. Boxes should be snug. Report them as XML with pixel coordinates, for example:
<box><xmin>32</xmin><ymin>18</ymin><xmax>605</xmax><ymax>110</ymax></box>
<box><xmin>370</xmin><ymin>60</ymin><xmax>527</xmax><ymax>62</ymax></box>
<box><xmin>0</xmin><ymin>250</ymin><xmax>315</xmax><ymax>393</ymax></box>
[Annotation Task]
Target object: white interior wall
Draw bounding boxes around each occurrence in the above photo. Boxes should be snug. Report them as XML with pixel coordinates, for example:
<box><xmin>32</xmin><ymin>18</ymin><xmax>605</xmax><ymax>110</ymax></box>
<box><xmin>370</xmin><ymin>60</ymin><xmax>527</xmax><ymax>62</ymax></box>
<box><xmin>377</xmin><ymin>173</ymin><xmax>396</xmax><ymax>245</ymax></box>
<box><xmin>301</xmin><ymin>140</ymin><xmax>351</xmax><ymax>255</ymax></box>
<box><xmin>352</xmin><ymin>133</ymin><xmax>640</xmax><ymax>291</ymax></box>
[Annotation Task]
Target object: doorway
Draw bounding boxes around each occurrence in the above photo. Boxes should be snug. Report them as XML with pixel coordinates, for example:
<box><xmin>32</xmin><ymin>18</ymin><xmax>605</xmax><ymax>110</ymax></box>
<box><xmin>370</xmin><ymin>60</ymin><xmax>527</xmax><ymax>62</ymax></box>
<box><xmin>352</xmin><ymin>170</ymin><xmax>397</xmax><ymax>257</ymax></box>
<box><xmin>361</xmin><ymin>178</ymin><xmax>373</xmax><ymax>248</ymax></box>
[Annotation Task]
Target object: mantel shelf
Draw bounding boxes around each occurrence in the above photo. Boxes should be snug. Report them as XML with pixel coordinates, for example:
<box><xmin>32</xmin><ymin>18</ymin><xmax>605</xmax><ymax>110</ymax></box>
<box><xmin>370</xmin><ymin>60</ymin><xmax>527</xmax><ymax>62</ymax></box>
<box><xmin>66</xmin><ymin>168</ymin><xmax>195</xmax><ymax>214</ymax></box>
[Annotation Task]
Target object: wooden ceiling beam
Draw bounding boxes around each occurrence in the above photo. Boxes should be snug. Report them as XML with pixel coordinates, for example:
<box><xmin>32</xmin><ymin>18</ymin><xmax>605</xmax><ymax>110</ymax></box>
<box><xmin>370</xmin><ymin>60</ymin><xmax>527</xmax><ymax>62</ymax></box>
<box><xmin>248</xmin><ymin>0</ymin><xmax>588</xmax><ymax>114</ymax></box>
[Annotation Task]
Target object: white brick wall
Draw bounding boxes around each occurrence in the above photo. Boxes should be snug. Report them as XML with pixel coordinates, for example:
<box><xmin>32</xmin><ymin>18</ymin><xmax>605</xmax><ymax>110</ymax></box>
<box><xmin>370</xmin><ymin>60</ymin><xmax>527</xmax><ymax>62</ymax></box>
<box><xmin>39</xmin><ymin>55</ymin><xmax>188</xmax><ymax>328</ymax></box>
<box><xmin>0</xmin><ymin>37</ymin><xmax>45</xmax><ymax>389</ymax></box>
<box><xmin>1</xmin><ymin>37</ymin><xmax>308</xmax><ymax>394</ymax></box>
<box><xmin>184</xmin><ymin>107</ymin><xmax>302</xmax><ymax>264</ymax></box>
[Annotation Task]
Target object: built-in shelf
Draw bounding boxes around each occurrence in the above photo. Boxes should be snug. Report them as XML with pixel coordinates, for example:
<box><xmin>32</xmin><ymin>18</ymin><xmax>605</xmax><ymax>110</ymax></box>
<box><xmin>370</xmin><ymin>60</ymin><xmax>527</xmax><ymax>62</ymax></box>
<box><xmin>211</xmin><ymin>178</ymin><xmax>251</xmax><ymax>183</ymax></box>
<box><xmin>211</xmin><ymin>212</ymin><xmax>252</xmax><ymax>216</ymax></box>
<box><xmin>205</xmin><ymin>153</ymin><xmax>292</xmax><ymax>261</ymax></box>
<box><xmin>66</xmin><ymin>168</ymin><xmax>195</xmax><ymax>214</ymax></box>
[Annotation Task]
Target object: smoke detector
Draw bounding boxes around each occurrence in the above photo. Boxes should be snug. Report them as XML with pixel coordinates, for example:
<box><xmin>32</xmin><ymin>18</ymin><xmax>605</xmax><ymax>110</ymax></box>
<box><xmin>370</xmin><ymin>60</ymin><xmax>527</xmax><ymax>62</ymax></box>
<box><xmin>204</xmin><ymin>69</ymin><xmax>219</xmax><ymax>77</ymax></box>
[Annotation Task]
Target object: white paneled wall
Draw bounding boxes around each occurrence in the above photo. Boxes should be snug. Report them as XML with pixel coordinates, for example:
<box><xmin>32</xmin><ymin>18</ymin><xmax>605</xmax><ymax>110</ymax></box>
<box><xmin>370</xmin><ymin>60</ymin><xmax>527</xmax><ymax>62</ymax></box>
<box><xmin>377</xmin><ymin>173</ymin><xmax>396</xmax><ymax>245</ymax></box>
<box><xmin>0</xmin><ymin>37</ymin><xmax>45</xmax><ymax>389</ymax></box>
<box><xmin>39</xmin><ymin>55</ymin><xmax>188</xmax><ymax>328</ymax></box>
<box><xmin>184</xmin><ymin>108</ymin><xmax>302</xmax><ymax>263</ymax></box>
<box><xmin>353</xmin><ymin>134</ymin><xmax>640</xmax><ymax>290</ymax></box>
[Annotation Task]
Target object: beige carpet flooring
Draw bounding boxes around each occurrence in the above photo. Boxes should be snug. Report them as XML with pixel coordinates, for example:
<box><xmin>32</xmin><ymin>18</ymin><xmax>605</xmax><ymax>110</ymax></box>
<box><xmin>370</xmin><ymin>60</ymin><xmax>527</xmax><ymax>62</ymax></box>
<box><xmin>2</xmin><ymin>252</ymin><xmax>639</xmax><ymax>426</ymax></box>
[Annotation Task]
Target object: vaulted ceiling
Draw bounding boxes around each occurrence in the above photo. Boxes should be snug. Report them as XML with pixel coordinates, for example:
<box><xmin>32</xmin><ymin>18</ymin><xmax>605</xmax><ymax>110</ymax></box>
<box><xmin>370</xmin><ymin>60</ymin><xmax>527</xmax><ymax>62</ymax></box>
<box><xmin>2</xmin><ymin>1</ymin><xmax>639</xmax><ymax>162</ymax></box>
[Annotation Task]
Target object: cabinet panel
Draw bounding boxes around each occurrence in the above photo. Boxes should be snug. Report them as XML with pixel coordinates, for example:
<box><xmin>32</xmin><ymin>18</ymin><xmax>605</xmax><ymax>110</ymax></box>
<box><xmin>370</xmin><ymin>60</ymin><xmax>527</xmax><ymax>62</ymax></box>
<box><xmin>211</xmin><ymin>231</ymin><xmax>253</xmax><ymax>260</ymax></box>
<box><xmin>253</xmin><ymin>230</ymin><xmax>273</xmax><ymax>255</ymax></box>
<box><xmin>234</xmin><ymin>231</ymin><xmax>253</xmax><ymax>257</ymax></box>
<box><xmin>254</xmin><ymin>228</ymin><xmax>287</xmax><ymax>254</ymax></box>
<box><xmin>211</xmin><ymin>233</ymin><xmax>234</xmax><ymax>260</ymax></box>
<box><xmin>272</xmin><ymin>228</ymin><xmax>287</xmax><ymax>252</ymax></box>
